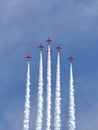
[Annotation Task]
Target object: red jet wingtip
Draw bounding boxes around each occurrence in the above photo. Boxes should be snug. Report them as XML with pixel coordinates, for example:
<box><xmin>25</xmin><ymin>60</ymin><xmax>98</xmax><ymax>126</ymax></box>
<box><xmin>68</xmin><ymin>56</ymin><xmax>74</xmax><ymax>62</ymax></box>
<box><xmin>38</xmin><ymin>43</ymin><xmax>45</xmax><ymax>50</ymax></box>
<box><xmin>46</xmin><ymin>50</ymin><xmax>53</xmax><ymax>53</ymax></box>
<box><xmin>56</xmin><ymin>44</ymin><xmax>62</xmax><ymax>51</ymax></box>
<box><xmin>26</xmin><ymin>54</ymin><xmax>32</xmax><ymax>61</ymax></box>
<box><xmin>46</xmin><ymin>38</ymin><xmax>52</xmax><ymax>44</ymax></box>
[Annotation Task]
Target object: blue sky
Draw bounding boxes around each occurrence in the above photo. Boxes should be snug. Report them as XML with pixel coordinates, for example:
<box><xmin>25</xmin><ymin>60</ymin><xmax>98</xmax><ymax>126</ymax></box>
<box><xmin>0</xmin><ymin>0</ymin><xmax>98</xmax><ymax>130</ymax></box>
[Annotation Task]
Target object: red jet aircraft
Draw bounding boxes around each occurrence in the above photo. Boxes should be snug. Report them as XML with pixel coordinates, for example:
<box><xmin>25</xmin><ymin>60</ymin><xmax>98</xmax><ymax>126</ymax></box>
<box><xmin>46</xmin><ymin>38</ymin><xmax>52</xmax><ymax>44</ymax></box>
<box><xmin>47</xmin><ymin>50</ymin><xmax>53</xmax><ymax>53</ymax></box>
<box><xmin>38</xmin><ymin>43</ymin><xmax>45</xmax><ymax>50</ymax></box>
<box><xmin>56</xmin><ymin>45</ymin><xmax>62</xmax><ymax>51</ymax></box>
<box><xmin>68</xmin><ymin>56</ymin><xmax>74</xmax><ymax>62</ymax></box>
<box><xmin>26</xmin><ymin>54</ymin><xmax>32</xmax><ymax>61</ymax></box>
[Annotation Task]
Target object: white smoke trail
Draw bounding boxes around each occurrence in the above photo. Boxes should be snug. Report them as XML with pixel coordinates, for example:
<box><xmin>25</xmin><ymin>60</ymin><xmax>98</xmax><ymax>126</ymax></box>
<box><xmin>36</xmin><ymin>51</ymin><xmax>44</xmax><ymax>130</ymax></box>
<box><xmin>23</xmin><ymin>61</ymin><xmax>31</xmax><ymax>130</ymax></box>
<box><xmin>54</xmin><ymin>52</ymin><xmax>61</xmax><ymax>130</ymax></box>
<box><xmin>46</xmin><ymin>45</ymin><xmax>52</xmax><ymax>130</ymax></box>
<box><xmin>69</xmin><ymin>62</ymin><xmax>75</xmax><ymax>130</ymax></box>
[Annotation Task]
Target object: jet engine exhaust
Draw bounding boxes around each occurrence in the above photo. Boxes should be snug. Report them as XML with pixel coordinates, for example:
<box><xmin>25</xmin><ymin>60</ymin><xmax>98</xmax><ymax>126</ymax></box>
<box><xmin>68</xmin><ymin>62</ymin><xmax>76</xmax><ymax>130</ymax></box>
<box><xmin>46</xmin><ymin>44</ymin><xmax>52</xmax><ymax>130</ymax></box>
<box><xmin>23</xmin><ymin>61</ymin><xmax>31</xmax><ymax>130</ymax></box>
<box><xmin>36</xmin><ymin>50</ymin><xmax>44</xmax><ymax>130</ymax></box>
<box><xmin>54</xmin><ymin>52</ymin><xmax>61</xmax><ymax>130</ymax></box>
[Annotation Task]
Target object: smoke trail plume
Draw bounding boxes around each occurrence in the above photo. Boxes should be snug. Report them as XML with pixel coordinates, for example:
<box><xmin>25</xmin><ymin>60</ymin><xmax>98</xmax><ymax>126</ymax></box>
<box><xmin>36</xmin><ymin>51</ymin><xmax>44</xmax><ymax>130</ymax></box>
<box><xmin>54</xmin><ymin>52</ymin><xmax>61</xmax><ymax>130</ymax></box>
<box><xmin>46</xmin><ymin>45</ymin><xmax>52</xmax><ymax>130</ymax></box>
<box><xmin>69</xmin><ymin>62</ymin><xmax>75</xmax><ymax>130</ymax></box>
<box><xmin>23</xmin><ymin>61</ymin><xmax>31</xmax><ymax>130</ymax></box>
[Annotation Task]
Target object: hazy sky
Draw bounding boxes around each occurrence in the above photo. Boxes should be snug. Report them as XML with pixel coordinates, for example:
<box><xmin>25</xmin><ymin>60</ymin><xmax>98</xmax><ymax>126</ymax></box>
<box><xmin>0</xmin><ymin>0</ymin><xmax>98</xmax><ymax>130</ymax></box>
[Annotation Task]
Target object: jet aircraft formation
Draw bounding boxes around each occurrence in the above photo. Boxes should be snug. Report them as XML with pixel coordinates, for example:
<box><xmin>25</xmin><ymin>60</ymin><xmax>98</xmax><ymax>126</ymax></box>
<box><xmin>26</xmin><ymin>38</ymin><xmax>74</xmax><ymax>62</ymax></box>
<box><xmin>24</xmin><ymin>38</ymin><xmax>75</xmax><ymax>130</ymax></box>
